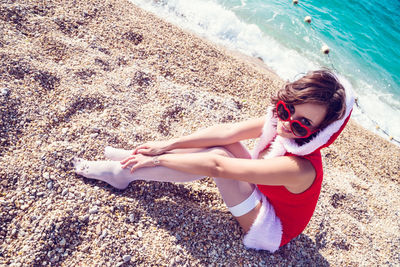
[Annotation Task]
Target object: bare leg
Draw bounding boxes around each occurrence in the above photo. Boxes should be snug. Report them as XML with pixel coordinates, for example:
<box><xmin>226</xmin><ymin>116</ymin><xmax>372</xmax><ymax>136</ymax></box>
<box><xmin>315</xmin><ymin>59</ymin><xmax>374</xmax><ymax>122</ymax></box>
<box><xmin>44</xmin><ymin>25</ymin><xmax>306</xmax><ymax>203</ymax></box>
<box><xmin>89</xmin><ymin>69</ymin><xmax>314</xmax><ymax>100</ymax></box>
<box><xmin>169</xmin><ymin>143</ymin><xmax>262</xmax><ymax>232</ymax></box>
<box><xmin>75</xmin><ymin>142</ymin><xmax>262</xmax><ymax>232</ymax></box>
<box><xmin>94</xmin><ymin>144</ymin><xmax>276</xmax><ymax>250</ymax></box>
<box><xmin>211</xmin><ymin>142</ymin><xmax>262</xmax><ymax>232</ymax></box>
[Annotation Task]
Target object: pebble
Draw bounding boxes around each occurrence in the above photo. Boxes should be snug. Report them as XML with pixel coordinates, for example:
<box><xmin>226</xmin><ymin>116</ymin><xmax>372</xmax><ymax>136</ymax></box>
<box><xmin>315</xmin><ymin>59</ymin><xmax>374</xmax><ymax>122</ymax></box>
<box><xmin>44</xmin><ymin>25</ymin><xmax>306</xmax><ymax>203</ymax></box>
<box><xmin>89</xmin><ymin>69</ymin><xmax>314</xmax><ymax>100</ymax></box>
<box><xmin>137</xmin><ymin>230</ymin><xmax>143</xmax><ymax>238</ymax></box>
<box><xmin>174</xmin><ymin>255</ymin><xmax>182</xmax><ymax>263</ymax></box>
<box><xmin>100</xmin><ymin>230</ymin><xmax>107</xmax><ymax>239</ymax></box>
<box><xmin>45</xmin><ymin>198</ymin><xmax>52</xmax><ymax>206</ymax></box>
<box><xmin>43</xmin><ymin>172</ymin><xmax>50</xmax><ymax>179</ymax></box>
<box><xmin>61</xmin><ymin>188</ymin><xmax>69</xmax><ymax>196</ymax></box>
<box><xmin>89</xmin><ymin>206</ymin><xmax>99</xmax><ymax>214</ymax></box>
<box><xmin>80</xmin><ymin>214</ymin><xmax>90</xmax><ymax>222</ymax></box>
<box><xmin>176</xmin><ymin>233</ymin><xmax>181</xmax><ymax>241</ymax></box>
<box><xmin>61</xmin><ymin>128</ymin><xmax>68</xmax><ymax>134</ymax></box>
<box><xmin>116</xmin><ymin>262</ymin><xmax>124</xmax><ymax>267</ymax></box>
<box><xmin>129</xmin><ymin>214</ymin><xmax>135</xmax><ymax>223</ymax></box>
<box><xmin>1</xmin><ymin>87</ymin><xmax>9</xmax><ymax>96</ymax></box>
<box><xmin>47</xmin><ymin>181</ymin><xmax>53</xmax><ymax>190</ymax></box>
<box><xmin>11</xmin><ymin>228</ymin><xmax>17</xmax><ymax>236</ymax></box>
<box><xmin>91</xmin><ymin>127</ymin><xmax>101</xmax><ymax>133</ymax></box>
<box><xmin>123</xmin><ymin>255</ymin><xmax>131</xmax><ymax>262</ymax></box>
<box><xmin>96</xmin><ymin>224</ymin><xmax>102</xmax><ymax>235</ymax></box>
<box><xmin>50</xmin><ymin>255</ymin><xmax>59</xmax><ymax>263</ymax></box>
<box><xmin>59</xmin><ymin>238</ymin><xmax>66</xmax><ymax>246</ymax></box>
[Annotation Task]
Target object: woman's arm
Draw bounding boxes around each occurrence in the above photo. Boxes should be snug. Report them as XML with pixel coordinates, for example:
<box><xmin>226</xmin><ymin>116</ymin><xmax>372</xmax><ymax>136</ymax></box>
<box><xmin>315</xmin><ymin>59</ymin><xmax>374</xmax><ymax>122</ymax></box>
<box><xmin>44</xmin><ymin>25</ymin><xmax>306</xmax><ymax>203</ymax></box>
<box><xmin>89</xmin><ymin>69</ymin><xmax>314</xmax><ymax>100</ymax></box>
<box><xmin>122</xmin><ymin>151</ymin><xmax>315</xmax><ymax>188</ymax></box>
<box><xmin>134</xmin><ymin>117</ymin><xmax>266</xmax><ymax>154</ymax></box>
<box><xmin>158</xmin><ymin>153</ymin><xmax>314</xmax><ymax>187</ymax></box>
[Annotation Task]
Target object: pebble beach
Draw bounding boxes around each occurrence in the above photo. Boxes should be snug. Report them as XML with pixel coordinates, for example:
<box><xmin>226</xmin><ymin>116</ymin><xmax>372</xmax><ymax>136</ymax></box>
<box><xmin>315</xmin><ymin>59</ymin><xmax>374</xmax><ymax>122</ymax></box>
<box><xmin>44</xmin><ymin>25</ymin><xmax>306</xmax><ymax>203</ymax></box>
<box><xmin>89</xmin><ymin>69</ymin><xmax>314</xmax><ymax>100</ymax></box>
<box><xmin>0</xmin><ymin>0</ymin><xmax>399</xmax><ymax>266</ymax></box>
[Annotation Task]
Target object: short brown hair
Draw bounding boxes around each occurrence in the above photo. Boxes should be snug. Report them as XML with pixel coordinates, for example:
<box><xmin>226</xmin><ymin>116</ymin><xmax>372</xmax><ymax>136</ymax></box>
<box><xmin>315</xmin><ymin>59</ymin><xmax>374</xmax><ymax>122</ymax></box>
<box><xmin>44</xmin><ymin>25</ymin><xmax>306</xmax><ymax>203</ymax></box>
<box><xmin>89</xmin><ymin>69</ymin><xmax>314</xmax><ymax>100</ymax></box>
<box><xmin>272</xmin><ymin>70</ymin><xmax>347</xmax><ymax>141</ymax></box>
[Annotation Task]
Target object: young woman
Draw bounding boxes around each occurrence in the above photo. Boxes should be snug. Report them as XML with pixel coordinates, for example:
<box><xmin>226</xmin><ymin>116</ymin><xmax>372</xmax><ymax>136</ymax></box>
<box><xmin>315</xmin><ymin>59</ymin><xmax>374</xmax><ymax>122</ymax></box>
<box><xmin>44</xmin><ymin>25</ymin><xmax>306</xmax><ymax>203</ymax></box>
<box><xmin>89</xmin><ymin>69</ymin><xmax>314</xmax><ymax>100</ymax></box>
<box><xmin>74</xmin><ymin>70</ymin><xmax>354</xmax><ymax>252</ymax></box>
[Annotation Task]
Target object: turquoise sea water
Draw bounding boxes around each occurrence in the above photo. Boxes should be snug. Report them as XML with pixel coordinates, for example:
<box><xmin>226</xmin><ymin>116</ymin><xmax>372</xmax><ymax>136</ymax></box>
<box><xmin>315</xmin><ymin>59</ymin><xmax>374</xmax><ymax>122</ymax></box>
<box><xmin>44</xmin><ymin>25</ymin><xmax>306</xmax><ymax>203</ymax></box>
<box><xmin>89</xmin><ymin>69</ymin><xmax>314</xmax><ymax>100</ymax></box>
<box><xmin>129</xmin><ymin>0</ymin><xmax>400</xmax><ymax>144</ymax></box>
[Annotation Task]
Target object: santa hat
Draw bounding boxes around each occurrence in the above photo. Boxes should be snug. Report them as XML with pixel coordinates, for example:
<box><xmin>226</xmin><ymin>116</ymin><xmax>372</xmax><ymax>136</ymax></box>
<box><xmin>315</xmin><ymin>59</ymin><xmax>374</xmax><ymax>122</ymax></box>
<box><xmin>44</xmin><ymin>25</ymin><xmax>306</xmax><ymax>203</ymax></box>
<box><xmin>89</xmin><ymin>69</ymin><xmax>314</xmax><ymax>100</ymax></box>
<box><xmin>251</xmin><ymin>75</ymin><xmax>355</xmax><ymax>159</ymax></box>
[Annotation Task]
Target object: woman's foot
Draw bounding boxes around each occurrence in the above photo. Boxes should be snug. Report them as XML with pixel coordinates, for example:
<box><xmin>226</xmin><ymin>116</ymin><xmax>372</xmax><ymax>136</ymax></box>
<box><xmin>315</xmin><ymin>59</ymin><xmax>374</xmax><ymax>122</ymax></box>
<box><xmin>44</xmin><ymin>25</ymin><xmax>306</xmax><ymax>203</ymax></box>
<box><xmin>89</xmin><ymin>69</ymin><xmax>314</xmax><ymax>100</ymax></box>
<box><xmin>73</xmin><ymin>157</ymin><xmax>130</xmax><ymax>190</ymax></box>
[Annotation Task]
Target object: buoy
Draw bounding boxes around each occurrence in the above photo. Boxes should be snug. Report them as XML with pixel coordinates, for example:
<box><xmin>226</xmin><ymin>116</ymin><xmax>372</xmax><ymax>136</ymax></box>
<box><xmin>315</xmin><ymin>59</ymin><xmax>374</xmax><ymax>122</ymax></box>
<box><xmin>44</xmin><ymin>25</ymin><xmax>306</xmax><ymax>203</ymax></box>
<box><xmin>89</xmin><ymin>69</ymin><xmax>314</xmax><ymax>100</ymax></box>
<box><xmin>321</xmin><ymin>44</ymin><xmax>330</xmax><ymax>54</ymax></box>
<box><xmin>375</xmin><ymin>125</ymin><xmax>380</xmax><ymax>130</ymax></box>
<box><xmin>304</xmin><ymin>16</ymin><xmax>311</xmax><ymax>23</ymax></box>
<box><xmin>389</xmin><ymin>136</ymin><xmax>394</xmax><ymax>141</ymax></box>
<box><xmin>293</xmin><ymin>0</ymin><xmax>299</xmax><ymax>4</ymax></box>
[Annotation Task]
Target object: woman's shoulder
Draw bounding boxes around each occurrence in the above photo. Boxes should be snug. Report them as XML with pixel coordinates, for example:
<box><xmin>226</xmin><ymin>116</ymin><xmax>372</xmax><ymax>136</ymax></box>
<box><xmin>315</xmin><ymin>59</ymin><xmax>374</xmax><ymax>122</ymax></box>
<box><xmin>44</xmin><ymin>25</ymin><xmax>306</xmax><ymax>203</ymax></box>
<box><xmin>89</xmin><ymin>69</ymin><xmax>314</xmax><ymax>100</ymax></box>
<box><xmin>299</xmin><ymin>150</ymin><xmax>323</xmax><ymax>174</ymax></box>
<box><xmin>286</xmin><ymin>150</ymin><xmax>322</xmax><ymax>170</ymax></box>
<box><xmin>281</xmin><ymin>155</ymin><xmax>318</xmax><ymax>194</ymax></box>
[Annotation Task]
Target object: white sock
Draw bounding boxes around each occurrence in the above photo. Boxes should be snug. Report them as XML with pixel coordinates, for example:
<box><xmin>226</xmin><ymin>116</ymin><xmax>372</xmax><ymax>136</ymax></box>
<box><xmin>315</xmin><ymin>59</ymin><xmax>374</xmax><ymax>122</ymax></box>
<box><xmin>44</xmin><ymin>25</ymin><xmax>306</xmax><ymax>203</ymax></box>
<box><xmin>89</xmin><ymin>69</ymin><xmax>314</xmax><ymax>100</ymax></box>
<box><xmin>74</xmin><ymin>157</ymin><xmax>205</xmax><ymax>189</ymax></box>
<box><xmin>74</xmin><ymin>158</ymin><xmax>131</xmax><ymax>189</ymax></box>
<box><xmin>104</xmin><ymin>146</ymin><xmax>133</xmax><ymax>161</ymax></box>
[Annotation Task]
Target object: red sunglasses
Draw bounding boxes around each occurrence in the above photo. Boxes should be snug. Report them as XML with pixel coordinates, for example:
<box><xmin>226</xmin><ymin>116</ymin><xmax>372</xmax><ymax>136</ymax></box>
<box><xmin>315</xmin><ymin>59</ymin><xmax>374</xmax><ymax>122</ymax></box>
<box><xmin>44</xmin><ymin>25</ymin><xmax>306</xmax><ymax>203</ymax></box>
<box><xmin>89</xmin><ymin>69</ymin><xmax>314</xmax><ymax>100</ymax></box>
<box><xmin>276</xmin><ymin>100</ymin><xmax>318</xmax><ymax>138</ymax></box>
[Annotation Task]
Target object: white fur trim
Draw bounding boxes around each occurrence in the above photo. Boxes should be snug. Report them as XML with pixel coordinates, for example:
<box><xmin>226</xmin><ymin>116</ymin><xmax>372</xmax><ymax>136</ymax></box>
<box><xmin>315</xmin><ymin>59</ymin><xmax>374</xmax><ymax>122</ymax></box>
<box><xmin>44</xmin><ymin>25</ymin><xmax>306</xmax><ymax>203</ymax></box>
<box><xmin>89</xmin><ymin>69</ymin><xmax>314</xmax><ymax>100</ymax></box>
<box><xmin>243</xmin><ymin>194</ymin><xmax>282</xmax><ymax>252</ymax></box>
<box><xmin>251</xmin><ymin>107</ymin><xmax>277</xmax><ymax>159</ymax></box>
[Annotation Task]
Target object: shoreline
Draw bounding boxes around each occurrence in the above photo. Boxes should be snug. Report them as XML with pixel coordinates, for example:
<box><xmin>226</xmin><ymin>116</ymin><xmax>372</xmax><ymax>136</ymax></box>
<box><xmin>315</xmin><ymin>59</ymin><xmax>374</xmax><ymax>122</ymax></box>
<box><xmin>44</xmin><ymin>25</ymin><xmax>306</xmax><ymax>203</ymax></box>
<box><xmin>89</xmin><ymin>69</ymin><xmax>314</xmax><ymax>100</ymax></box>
<box><xmin>0</xmin><ymin>0</ymin><xmax>399</xmax><ymax>266</ymax></box>
<box><xmin>129</xmin><ymin>0</ymin><xmax>400</xmax><ymax>147</ymax></box>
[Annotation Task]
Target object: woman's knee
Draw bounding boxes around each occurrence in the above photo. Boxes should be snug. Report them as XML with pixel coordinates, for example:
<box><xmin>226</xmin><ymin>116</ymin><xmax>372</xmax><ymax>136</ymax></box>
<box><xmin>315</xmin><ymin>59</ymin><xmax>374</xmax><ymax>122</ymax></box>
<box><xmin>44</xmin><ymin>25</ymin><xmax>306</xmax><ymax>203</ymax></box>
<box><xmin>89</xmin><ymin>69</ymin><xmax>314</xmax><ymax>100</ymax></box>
<box><xmin>222</xmin><ymin>142</ymin><xmax>251</xmax><ymax>159</ymax></box>
<box><xmin>235</xmin><ymin>200</ymin><xmax>263</xmax><ymax>233</ymax></box>
<box><xmin>208</xmin><ymin>147</ymin><xmax>233</xmax><ymax>157</ymax></box>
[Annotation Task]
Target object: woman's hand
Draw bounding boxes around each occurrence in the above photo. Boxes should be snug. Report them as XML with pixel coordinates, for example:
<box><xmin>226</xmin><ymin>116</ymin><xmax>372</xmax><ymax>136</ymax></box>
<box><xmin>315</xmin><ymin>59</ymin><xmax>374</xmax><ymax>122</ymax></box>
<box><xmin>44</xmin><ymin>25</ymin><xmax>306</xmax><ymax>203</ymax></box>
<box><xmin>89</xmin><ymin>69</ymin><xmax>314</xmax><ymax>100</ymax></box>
<box><xmin>120</xmin><ymin>154</ymin><xmax>157</xmax><ymax>173</ymax></box>
<box><xmin>133</xmin><ymin>140</ymin><xmax>172</xmax><ymax>156</ymax></box>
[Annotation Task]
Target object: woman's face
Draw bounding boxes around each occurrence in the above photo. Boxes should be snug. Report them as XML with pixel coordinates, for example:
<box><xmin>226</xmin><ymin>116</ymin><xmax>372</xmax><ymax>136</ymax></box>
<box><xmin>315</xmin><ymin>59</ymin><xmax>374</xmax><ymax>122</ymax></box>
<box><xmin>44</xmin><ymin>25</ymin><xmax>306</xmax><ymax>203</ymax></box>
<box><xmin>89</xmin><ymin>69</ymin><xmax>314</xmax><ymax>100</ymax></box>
<box><xmin>276</xmin><ymin>102</ymin><xmax>327</xmax><ymax>139</ymax></box>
